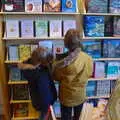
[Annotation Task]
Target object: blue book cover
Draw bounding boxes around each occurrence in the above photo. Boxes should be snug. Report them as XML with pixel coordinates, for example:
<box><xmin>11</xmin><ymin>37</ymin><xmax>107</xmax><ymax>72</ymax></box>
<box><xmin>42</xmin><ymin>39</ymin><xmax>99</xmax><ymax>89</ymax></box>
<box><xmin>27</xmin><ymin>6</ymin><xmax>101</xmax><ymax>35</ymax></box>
<box><xmin>84</xmin><ymin>16</ymin><xmax>104</xmax><ymax>37</ymax></box>
<box><xmin>83</xmin><ymin>41</ymin><xmax>101</xmax><ymax>58</ymax></box>
<box><xmin>62</xmin><ymin>0</ymin><xmax>76</xmax><ymax>12</ymax></box>
<box><xmin>103</xmin><ymin>40</ymin><xmax>120</xmax><ymax>58</ymax></box>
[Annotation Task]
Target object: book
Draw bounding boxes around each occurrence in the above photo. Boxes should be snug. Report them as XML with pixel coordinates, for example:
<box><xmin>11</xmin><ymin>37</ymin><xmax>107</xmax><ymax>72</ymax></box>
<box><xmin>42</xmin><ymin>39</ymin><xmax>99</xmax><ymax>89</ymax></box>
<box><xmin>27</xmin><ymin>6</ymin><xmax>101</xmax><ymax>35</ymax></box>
<box><xmin>25</xmin><ymin>0</ymin><xmax>42</xmax><ymax>12</ymax></box>
<box><xmin>31</xmin><ymin>44</ymin><xmax>38</xmax><ymax>52</ymax></box>
<box><xmin>49</xmin><ymin>20</ymin><xmax>62</xmax><ymax>37</ymax></box>
<box><xmin>35</xmin><ymin>20</ymin><xmax>48</xmax><ymax>37</ymax></box>
<box><xmin>43</xmin><ymin>0</ymin><xmax>61</xmax><ymax>12</ymax></box>
<box><xmin>87</xmin><ymin>0</ymin><xmax>108</xmax><ymax>13</ymax></box>
<box><xmin>3</xmin><ymin>0</ymin><xmax>25</xmax><ymax>12</ymax></box>
<box><xmin>19</xmin><ymin>45</ymin><xmax>31</xmax><ymax>61</ymax></box>
<box><xmin>62</xmin><ymin>0</ymin><xmax>76</xmax><ymax>12</ymax></box>
<box><xmin>13</xmin><ymin>103</ymin><xmax>28</xmax><ymax>117</ymax></box>
<box><xmin>21</xmin><ymin>20</ymin><xmax>34</xmax><ymax>37</ymax></box>
<box><xmin>109</xmin><ymin>0</ymin><xmax>120</xmax><ymax>13</ymax></box>
<box><xmin>103</xmin><ymin>40</ymin><xmax>120</xmax><ymax>58</ymax></box>
<box><xmin>9</xmin><ymin>66</ymin><xmax>21</xmax><ymax>80</ymax></box>
<box><xmin>8</xmin><ymin>45</ymin><xmax>19</xmax><ymax>61</ymax></box>
<box><xmin>84</xmin><ymin>16</ymin><xmax>104</xmax><ymax>37</ymax></box>
<box><xmin>12</xmin><ymin>85</ymin><xmax>29</xmax><ymax>100</ymax></box>
<box><xmin>83</xmin><ymin>41</ymin><xmax>101</xmax><ymax>58</ymax></box>
<box><xmin>63</xmin><ymin>20</ymin><xmax>76</xmax><ymax>36</ymax></box>
<box><xmin>114</xmin><ymin>17</ymin><xmax>120</xmax><ymax>37</ymax></box>
<box><xmin>6</xmin><ymin>20</ymin><xmax>19</xmax><ymax>38</ymax></box>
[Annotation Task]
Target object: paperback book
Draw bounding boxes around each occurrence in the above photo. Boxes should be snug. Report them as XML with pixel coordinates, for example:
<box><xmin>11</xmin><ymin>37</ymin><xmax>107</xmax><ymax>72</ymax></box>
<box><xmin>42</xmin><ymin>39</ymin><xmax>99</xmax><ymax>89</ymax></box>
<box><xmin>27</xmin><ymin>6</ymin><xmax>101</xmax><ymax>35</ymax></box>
<box><xmin>35</xmin><ymin>20</ymin><xmax>48</xmax><ymax>37</ymax></box>
<box><xmin>21</xmin><ymin>20</ymin><xmax>34</xmax><ymax>37</ymax></box>
<box><xmin>43</xmin><ymin>0</ymin><xmax>61</xmax><ymax>12</ymax></box>
<box><xmin>25</xmin><ymin>0</ymin><xmax>42</xmax><ymax>12</ymax></box>
<box><xmin>6</xmin><ymin>20</ymin><xmax>19</xmax><ymax>38</ymax></box>
<box><xmin>62</xmin><ymin>0</ymin><xmax>77</xmax><ymax>12</ymax></box>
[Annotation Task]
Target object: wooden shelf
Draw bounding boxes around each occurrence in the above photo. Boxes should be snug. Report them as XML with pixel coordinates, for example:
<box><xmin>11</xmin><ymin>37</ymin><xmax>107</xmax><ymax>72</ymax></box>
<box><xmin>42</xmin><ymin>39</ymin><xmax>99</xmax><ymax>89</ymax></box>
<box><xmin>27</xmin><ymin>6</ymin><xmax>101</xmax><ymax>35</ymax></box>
<box><xmin>10</xmin><ymin>100</ymin><xmax>31</xmax><ymax>104</ymax></box>
<box><xmin>3</xmin><ymin>12</ymin><xmax>80</xmax><ymax>15</ymax></box>
<box><xmin>88</xmin><ymin>77</ymin><xmax>118</xmax><ymax>81</ymax></box>
<box><xmin>94</xmin><ymin>58</ymin><xmax>120</xmax><ymax>61</ymax></box>
<box><xmin>5</xmin><ymin>60</ymin><xmax>21</xmax><ymax>64</ymax></box>
<box><xmin>82</xmin><ymin>13</ymin><xmax>120</xmax><ymax>16</ymax></box>
<box><xmin>12</xmin><ymin>116</ymin><xmax>38</xmax><ymax>120</ymax></box>
<box><xmin>8</xmin><ymin>81</ymin><xmax>28</xmax><ymax>85</ymax></box>
<box><xmin>87</xmin><ymin>95</ymin><xmax>110</xmax><ymax>99</ymax></box>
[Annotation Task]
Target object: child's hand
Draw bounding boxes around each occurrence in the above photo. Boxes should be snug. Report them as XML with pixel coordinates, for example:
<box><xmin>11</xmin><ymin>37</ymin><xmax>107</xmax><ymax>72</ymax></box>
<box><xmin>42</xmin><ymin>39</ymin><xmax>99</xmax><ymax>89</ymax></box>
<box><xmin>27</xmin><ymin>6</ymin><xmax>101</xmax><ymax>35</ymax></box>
<box><xmin>18</xmin><ymin>63</ymin><xmax>36</xmax><ymax>70</ymax></box>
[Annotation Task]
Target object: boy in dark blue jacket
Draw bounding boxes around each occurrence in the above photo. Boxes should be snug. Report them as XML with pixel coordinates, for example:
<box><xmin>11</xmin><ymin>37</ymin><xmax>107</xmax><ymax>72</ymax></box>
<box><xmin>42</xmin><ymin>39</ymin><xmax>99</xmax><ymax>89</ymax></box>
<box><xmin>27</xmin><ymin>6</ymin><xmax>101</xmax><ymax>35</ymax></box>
<box><xmin>18</xmin><ymin>47</ymin><xmax>57</xmax><ymax>120</ymax></box>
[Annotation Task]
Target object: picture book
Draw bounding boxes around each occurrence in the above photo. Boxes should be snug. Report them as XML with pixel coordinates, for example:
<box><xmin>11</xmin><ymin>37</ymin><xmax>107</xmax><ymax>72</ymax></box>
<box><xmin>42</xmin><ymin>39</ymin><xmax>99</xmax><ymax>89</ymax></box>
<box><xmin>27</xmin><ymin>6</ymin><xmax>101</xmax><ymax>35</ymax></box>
<box><xmin>9</xmin><ymin>66</ymin><xmax>21</xmax><ymax>80</ymax></box>
<box><xmin>6</xmin><ymin>20</ymin><xmax>19</xmax><ymax>38</ymax></box>
<box><xmin>87</xmin><ymin>0</ymin><xmax>108</xmax><ymax>13</ymax></box>
<box><xmin>43</xmin><ymin>0</ymin><xmax>61</xmax><ymax>12</ymax></box>
<box><xmin>12</xmin><ymin>85</ymin><xmax>29</xmax><ymax>100</ymax></box>
<box><xmin>114</xmin><ymin>17</ymin><xmax>120</xmax><ymax>36</ymax></box>
<box><xmin>19</xmin><ymin>45</ymin><xmax>31</xmax><ymax>61</ymax></box>
<box><xmin>63</xmin><ymin>20</ymin><xmax>76</xmax><ymax>36</ymax></box>
<box><xmin>3</xmin><ymin>0</ymin><xmax>25</xmax><ymax>12</ymax></box>
<box><xmin>84</xmin><ymin>16</ymin><xmax>104</xmax><ymax>37</ymax></box>
<box><xmin>103</xmin><ymin>40</ymin><xmax>120</xmax><ymax>58</ymax></box>
<box><xmin>35</xmin><ymin>20</ymin><xmax>48</xmax><ymax>37</ymax></box>
<box><xmin>82</xmin><ymin>41</ymin><xmax>101</xmax><ymax>58</ymax></box>
<box><xmin>49</xmin><ymin>20</ymin><xmax>62</xmax><ymax>37</ymax></box>
<box><xmin>21</xmin><ymin>20</ymin><xmax>34</xmax><ymax>37</ymax></box>
<box><xmin>8</xmin><ymin>45</ymin><xmax>19</xmax><ymax>61</ymax></box>
<box><xmin>25</xmin><ymin>0</ymin><xmax>42</xmax><ymax>12</ymax></box>
<box><xmin>62</xmin><ymin>0</ymin><xmax>76</xmax><ymax>12</ymax></box>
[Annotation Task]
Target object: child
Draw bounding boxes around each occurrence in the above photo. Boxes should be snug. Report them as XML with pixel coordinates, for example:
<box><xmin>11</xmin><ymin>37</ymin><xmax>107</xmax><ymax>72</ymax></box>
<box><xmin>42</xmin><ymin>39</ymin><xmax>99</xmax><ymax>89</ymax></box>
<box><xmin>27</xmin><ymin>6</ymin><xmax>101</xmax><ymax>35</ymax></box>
<box><xmin>18</xmin><ymin>47</ymin><xmax>57</xmax><ymax>120</ymax></box>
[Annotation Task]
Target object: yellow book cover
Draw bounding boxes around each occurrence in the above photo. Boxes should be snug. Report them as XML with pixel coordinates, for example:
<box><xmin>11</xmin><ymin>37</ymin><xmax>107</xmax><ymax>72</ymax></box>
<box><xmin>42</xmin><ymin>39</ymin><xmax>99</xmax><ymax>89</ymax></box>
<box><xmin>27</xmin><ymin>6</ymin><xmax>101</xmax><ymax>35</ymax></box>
<box><xmin>19</xmin><ymin>45</ymin><xmax>31</xmax><ymax>61</ymax></box>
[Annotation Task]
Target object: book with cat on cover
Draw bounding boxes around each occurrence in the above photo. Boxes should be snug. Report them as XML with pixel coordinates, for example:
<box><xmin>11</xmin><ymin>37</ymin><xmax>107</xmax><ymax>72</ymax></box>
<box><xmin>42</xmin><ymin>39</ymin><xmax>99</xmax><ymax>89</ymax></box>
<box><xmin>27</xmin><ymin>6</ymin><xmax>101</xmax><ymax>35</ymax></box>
<box><xmin>43</xmin><ymin>0</ymin><xmax>61</xmax><ymax>12</ymax></box>
<box><xmin>25</xmin><ymin>0</ymin><xmax>42</xmax><ymax>12</ymax></box>
<box><xmin>35</xmin><ymin>20</ymin><xmax>48</xmax><ymax>37</ymax></box>
<box><xmin>3</xmin><ymin>0</ymin><xmax>25</xmax><ymax>12</ymax></box>
<box><xmin>8</xmin><ymin>45</ymin><xmax>19</xmax><ymax>61</ymax></box>
<box><xmin>49</xmin><ymin>20</ymin><xmax>62</xmax><ymax>37</ymax></box>
<box><xmin>21</xmin><ymin>20</ymin><xmax>34</xmax><ymax>37</ymax></box>
<box><xmin>63</xmin><ymin>20</ymin><xmax>76</xmax><ymax>36</ymax></box>
<box><xmin>6</xmin><ymin>20</ymin><xmax>19</xmax><ymax>38</ymax></box>
<box><xmin>19</xmin><ymin>45</ymin><xmax>31</xmax><ymax>61</ymax></box>
<box><xmin>62</xmin><ymin>0</ymin><xmax>77</xmax><ymax>12</ymax></box>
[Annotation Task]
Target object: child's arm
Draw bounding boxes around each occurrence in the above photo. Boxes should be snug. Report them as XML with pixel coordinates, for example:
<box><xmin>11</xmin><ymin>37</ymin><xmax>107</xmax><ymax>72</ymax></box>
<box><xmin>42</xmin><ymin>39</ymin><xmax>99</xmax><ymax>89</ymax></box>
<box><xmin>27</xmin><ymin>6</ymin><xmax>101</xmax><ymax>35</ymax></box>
<box><xmin>18</xmin><ymin>63</ymin><xmax>36</xmax><ymax>70</ymax></box>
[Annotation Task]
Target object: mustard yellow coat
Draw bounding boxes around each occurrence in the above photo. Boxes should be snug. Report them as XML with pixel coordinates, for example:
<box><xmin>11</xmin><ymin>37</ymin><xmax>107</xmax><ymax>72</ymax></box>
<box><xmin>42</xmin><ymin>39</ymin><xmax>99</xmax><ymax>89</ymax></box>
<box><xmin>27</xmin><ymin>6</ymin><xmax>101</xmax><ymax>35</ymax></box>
<box><xmin>53</xmin><ymin>51</ymin><xmax>93</xmax><ymax>107</ymax></box>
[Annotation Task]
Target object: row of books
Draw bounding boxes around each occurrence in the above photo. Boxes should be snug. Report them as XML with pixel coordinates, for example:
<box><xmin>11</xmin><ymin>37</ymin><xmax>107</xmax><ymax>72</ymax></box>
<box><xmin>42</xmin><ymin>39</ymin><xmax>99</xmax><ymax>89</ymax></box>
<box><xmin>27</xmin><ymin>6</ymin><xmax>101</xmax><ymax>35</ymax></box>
<box><xmin>2</xmin><ymin>0</ymin><xmax>77</xmax><ymax>13</ymax></box>
<box><xmin>84</xmin><ymin>16</ymin><xmax>120</xmax><ymax>37</ymax></box>
<box><xmin>87</xmin><ymin>0</ymin><xmax>120</xmax><ymax>13</ymax></box>
<box><xmin>6</xmin><ymin>19</ymin><xmax>76</xmax><ymax>38</ymax></box>
<box><xmin>86</xmin><ymin>80</ymin><xmax>116</xmax><ymax>97</ymax></box>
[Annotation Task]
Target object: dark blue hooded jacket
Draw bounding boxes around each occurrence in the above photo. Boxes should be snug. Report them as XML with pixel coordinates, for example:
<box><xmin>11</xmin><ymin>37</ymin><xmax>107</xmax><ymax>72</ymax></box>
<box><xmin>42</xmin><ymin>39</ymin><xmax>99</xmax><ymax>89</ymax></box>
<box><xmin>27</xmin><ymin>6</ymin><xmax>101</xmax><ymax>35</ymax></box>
<box><xmin>22</xmin><ymin>61</ymin><xmax>57</xmax><ymax>112</ymax></box>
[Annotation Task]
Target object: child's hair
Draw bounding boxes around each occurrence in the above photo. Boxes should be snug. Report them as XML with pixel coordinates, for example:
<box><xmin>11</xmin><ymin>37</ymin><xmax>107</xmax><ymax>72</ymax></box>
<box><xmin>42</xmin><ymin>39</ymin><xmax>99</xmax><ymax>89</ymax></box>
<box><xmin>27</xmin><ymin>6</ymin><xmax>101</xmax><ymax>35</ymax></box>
<box><xmin>31</xmin><ymin>47</ymin><xmax>52</xmax><ymax>65</ymax></box>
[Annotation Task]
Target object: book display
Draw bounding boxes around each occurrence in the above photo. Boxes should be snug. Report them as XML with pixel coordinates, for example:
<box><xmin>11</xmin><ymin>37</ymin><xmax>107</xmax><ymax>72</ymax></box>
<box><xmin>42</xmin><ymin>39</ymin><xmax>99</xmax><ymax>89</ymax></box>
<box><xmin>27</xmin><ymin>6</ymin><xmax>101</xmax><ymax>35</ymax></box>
<box><xmin>0</xmin><ymin>0</ymin><xmax>120</xmax><ymax>119</ymax></box>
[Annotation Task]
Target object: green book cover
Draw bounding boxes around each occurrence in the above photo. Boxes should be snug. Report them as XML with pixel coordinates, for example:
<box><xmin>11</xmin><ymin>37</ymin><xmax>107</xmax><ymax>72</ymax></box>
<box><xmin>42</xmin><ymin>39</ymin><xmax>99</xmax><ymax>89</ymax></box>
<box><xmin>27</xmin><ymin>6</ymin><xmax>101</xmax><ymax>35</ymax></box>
<box><xmin>35</xmin><ymin>20</ymin><xmax>48</xmax><ymax>37</ymax></box>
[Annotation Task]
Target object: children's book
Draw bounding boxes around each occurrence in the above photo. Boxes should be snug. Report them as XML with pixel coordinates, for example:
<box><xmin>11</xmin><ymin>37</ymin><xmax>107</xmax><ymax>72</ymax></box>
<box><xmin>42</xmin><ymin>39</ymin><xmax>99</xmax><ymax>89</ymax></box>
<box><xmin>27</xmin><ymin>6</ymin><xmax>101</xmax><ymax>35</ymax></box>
<box><xmin>62</xmin><ymin>0</ymin><xmax>76</xmax><ymax>12</ymax></box>
<box><xmin>6</xmin><ymin>20</ymin><xmax>19</xmax><ymax>38</ymax></box>
<box><xmin>43</xmin><ymin>0</ymin><xmax>61</xmax><ymax>12</ymax></box>
<box><xmin>35</xmin><ymin>20</ymin><xmax>48</xmax><ymax>37</ymax></box>
<box><xmin>114</xmin><ymin>17</ymin><xmax>120</xmax><ymax>37</ymax></box>
<box><xmin>25</xmin><ymin>0</ymin><xmax>42</xmax><ymax>12</ymax></box>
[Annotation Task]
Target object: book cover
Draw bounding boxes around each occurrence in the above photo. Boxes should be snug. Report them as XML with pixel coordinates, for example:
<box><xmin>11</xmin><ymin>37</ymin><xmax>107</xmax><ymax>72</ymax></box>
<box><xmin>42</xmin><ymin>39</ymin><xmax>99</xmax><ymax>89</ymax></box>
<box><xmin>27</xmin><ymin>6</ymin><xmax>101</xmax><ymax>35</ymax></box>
<box><xmin>9</xmin><ymin>66</ymin><xmax>21</xmax><ymax>80</ymax></box>
<box><xmin>21</xmin><ymin>20</ymin><xmax>34</xmax><ymax>37</ymax></box>
<box><xmin>13</xmin><ymin>103</ymin><xmax>28</xmax><ymax>117</ymax></box>
<box><xmin>83</xmin><ymin>41</ymin><xmax>101</xmax><ymax>58</ymax></box>
<box><xmin>84</xmin><ymin>16</ymin><xmax>104</xmax><ymax>37</ymax></box>
<box><xmin>114</xmin><ymin>17</ymin><xmax>120</xmax><ymax>37</ymax></box>
<box><xmin>25</xmin><ymin>0</ymin><xmax>42</xmax><ymax>12</ymax></box>
<box><xmin>87</xmin><ymin>0</ymin><xmax>108</xmax><ymax>13</ymax></box>
<box><xmin>19</xmin><ymin>45</ymin><xmax>31</xmax><ymax>61</ymax></box>
<box><xmin>43</xmin><ymin>0</ymin><xmax>61</xmax><ymax>12</ymax></box>
<box><xmin>8</xmin><ymin>45</ymin><xmax>19</xmax><ymax>61</ymax></box>
<box><xmin>62</xmin><ymin>0</ymin><xmax>76</xmax><ymax>12</ymax></box>
<box><xmin>13</xmin><ymin>85</ymin><xmax>29</xmax><ymax>100</ymax></box>
<box><xmin>49</xmin><ymin>20</ymin><xmax>62</xmax><ymax>37</ymax></box>
<box><xmin>109</xmin><ymin>0</ymin><xmax>120</xmax><ymax>13</ymax></box>
<box><xmin>6</xmin><ymin>20</ymin><xmax>19</xmax><ymax>38</ymax></box>
<box><xmin>103</xmin><ymin>40</ymin><xmax>120</xmax><ymax>58</ymax></box>
<box><xmin>35</xmin><ymin>20</ymin><xmax>48</xmax><ymax>37</ymax></box>
<box><xmin>63</xmin><ymin>20</ymin><xmax>76</xmax><ymax>36</ymax></box>
<box><xmin>3</xmin><ymin>0</ymin><xmax>25</xmax><ymax>12</ymax></box>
